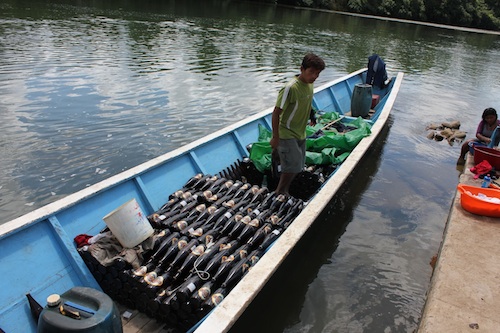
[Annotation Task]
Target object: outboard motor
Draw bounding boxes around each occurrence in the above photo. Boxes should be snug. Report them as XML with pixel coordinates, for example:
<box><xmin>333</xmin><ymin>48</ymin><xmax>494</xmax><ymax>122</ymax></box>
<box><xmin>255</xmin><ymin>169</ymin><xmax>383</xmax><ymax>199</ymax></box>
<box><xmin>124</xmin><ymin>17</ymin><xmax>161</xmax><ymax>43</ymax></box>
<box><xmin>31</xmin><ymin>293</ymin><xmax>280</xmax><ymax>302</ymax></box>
<box><xmin>366</xmin><ymin>54</ymin><xmax>388</xmax><ymax>88</ymax></box>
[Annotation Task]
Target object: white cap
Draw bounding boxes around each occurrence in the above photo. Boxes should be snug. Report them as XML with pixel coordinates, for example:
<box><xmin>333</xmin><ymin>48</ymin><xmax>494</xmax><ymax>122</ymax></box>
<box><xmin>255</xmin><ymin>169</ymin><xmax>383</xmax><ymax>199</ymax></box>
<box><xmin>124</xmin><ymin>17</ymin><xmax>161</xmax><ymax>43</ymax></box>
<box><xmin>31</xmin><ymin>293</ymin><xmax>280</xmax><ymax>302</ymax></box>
<box><xmin>46</xmin><ymin>294</ymin><xmax>61</xmax><ymax>307</ymax></box>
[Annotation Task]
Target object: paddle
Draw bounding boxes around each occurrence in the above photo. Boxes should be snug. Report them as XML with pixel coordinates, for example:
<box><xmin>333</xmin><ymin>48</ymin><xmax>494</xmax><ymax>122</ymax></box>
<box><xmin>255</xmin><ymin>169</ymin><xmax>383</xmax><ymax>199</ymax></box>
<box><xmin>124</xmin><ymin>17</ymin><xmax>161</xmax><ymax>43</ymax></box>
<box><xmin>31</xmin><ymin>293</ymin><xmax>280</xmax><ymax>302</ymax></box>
<box><xmin>319</xmin><ymin>116</ymin><xmax>345</xmax><ymax>131</ymax></box>
<box><xmin>310</xmin><ymin>116</ymin><xmax>345</xmax><ymax>137</ymax></box>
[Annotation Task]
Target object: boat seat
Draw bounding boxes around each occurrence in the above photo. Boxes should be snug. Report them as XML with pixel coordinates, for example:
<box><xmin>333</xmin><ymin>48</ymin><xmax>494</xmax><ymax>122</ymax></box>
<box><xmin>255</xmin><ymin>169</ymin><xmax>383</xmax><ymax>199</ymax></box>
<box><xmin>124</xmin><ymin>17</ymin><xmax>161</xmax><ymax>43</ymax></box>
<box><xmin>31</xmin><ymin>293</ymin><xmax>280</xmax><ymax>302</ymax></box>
<box><xmin>371</xmin><ymin>94</ymin><xmax>380</xmax><ymax>108</ymax></box>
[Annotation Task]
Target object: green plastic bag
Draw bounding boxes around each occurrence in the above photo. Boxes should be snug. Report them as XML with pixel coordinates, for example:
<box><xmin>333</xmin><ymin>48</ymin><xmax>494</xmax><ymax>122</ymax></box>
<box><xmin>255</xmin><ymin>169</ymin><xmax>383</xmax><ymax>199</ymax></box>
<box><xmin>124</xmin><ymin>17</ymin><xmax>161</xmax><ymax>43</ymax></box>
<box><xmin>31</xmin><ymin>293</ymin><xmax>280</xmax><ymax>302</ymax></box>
<box><xmin>249</xmin><ymin>116</ymin><xmax>371</xmax><ymax>171</ymax></box>
<box><xmin>249</xmin><ymin>141</ymin><xmax>272</xmax><ymax>173</ymax></box>
<box><xmin>306</xmin><ymin>118</ymin><xmax>371</xmax><ymax>153</ymax></box>
<box><xmin>258</xmin><ymin>124</ymin><xmax>272</xmax><ymax>142</ymax></box>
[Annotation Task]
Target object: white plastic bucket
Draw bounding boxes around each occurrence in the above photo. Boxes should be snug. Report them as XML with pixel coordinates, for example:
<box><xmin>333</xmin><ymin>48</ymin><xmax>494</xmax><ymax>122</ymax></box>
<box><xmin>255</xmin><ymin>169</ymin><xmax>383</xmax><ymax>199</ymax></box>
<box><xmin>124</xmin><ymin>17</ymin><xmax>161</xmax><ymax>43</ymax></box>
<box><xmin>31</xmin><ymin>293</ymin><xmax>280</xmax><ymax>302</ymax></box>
<box><xmin>103</xmin><ymin>198</ymin><xmax>154</xmax><ymax>248</ymax></box>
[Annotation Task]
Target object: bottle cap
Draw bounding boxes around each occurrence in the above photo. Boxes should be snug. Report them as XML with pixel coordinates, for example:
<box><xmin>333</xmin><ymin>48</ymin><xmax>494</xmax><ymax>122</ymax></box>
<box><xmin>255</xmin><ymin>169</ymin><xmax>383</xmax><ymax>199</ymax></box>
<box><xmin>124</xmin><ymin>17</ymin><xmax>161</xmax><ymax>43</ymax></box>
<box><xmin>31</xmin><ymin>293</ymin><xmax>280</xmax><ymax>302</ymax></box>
<box><xmin>46</xmin><ymin>294</ymin><xmax>61</xmax><ymax>307</ymax></box>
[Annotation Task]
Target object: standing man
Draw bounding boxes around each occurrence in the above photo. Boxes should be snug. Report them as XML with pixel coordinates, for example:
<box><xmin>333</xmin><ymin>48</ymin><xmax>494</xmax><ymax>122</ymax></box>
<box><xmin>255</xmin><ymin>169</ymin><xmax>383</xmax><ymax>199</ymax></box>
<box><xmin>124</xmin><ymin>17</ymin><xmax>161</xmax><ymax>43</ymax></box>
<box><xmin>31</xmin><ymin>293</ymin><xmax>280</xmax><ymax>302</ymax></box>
<box><xmin>270</xmin><ymin>53</ymin><xmax>325</xmax><ymax>195</ymax></box>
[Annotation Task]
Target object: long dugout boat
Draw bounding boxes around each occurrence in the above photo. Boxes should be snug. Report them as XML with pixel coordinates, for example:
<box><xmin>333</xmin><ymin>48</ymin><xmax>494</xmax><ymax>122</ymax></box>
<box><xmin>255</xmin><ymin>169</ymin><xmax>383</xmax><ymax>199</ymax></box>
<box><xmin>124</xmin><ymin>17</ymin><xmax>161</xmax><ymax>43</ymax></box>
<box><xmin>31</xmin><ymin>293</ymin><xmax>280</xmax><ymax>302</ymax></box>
<box><xmin>0</xmin><ymin>68</ymin><xmax>404</xmax><ymax>333</ymax></box>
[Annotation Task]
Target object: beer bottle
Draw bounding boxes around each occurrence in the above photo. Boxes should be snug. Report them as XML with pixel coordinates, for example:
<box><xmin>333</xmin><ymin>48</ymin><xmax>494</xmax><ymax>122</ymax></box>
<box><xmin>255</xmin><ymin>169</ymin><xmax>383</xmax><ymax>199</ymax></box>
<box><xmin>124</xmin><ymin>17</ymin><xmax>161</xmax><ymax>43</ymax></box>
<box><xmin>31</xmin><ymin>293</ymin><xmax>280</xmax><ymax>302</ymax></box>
<box><xmin>258</xmin><ymin>228</ymin><xmax>282</xmax><ymax>250</ymax></box>
<box><xmin>223</xmin><ymin>180</ymin><xmax>243</xmax><ymax>197</ymax></box>
<box><xmin>191</xmin><ymin>204</ymin><xmax>217</xmax><ymax>225</ymax></box>
<box><xmin>144</xmin><ymin>270</ymin><xmax>174</xmax><ymax>298</ymax></box>
<box><xmin>190</xmin><ymin>174</ymin><xmax>214</xmax><ymax>190</ymax></box>
<box><xmin>227</xmin><ymin>215</ymin><xmax>252</xmax><ymax>238</ymax></box>
<box><xmin>236</xmin><ymin>218</ymin><xmax>261</xmax><ymax>243</ymax></box>
<box><xmin>281</xmin><ymin>200</ymin><xmax>305</xmax><ymax>229</ymax></box>
<box><xmin>148</xmin><ymin>287</ymin><xmax>172</xmax><ymax>316</ymax></box>
<box><xmin>221</xmin><ymin>257</ymin><xmax>250</xmax><ymax>289</ymax></box>
<box><xmin>231</xmin><ymin>183</ymin><xmax>251</xmax><ymax>199</ymax></box>
<box><xmin>190</xmin><ymin>237</ymin><xmax>231</xmax><ymax>273</ymax></box>
<box><xmin>182</xmin><ymin>173</ymin><xmax>205</xmax><ymax>189</ymax></box>
<box><xmin>199</xmin><ymin>175</ymin><xmax>220</xmax><ymax>191</ymax></box>
<box><xmin>161</xmin><ymin>211</ymin><xmax>189</xmax><ymax>229</ymax></box>
<box><xmin>175</xmin><ymin>275</ymin><xmax>204</xmax><ymax>303</ymax></box>
<box><xmin>175</xmin><ymin>219</ymin><xmax>197</xmax><ymax>232</ymax></box>
<box><xmin>189</xmin><ymin>280</ymin><xmax>216</xmax><ymax>311</ymax></box>
<box><xmin>161</xmin><ymin>291</ymin><xmax>180</xmax><ymax>313</ymax></box>
<box><xmin>230</xmin><ymin>243</ymin><xmax>249</xmax><ymax>262</ymax></box>
<box><xmin>249</xmin><ymin>186</ymin><xmax>269</xmax><ymax>205</ymax></box>
<box><xmin>247</xmin><ymin>249</ymin><xmax>263</xmax><ymax>266</ymax></box>
<box><xmin>178</xmin><ymin>218</ymin><xmax>207</xmax><ymax>237</ymax></box>
<box><xmin>211</xmin><ymin>209</ymin><xmax>234</xmax><ymax>231</ymax></box>
<box><xmin>212</xmin><ymin>179</ymin><xmax>234</xmax><ymax>196</ymax></box>
<box><xmin>186</xmin><ymin>203</ymin><xmax>206</xmax><ymax>220</ymax></box>
<box><xmin>127</xmin><ymin>262</ymin><xmax>156</xmax><ymax>282</ymax></box>
<box><xmin>144</xmin><ymin>231</ymin><xmax>180</xmax><ymax>265</ymax></box>
<box><xmin>168</xmin><ymin>239</ymin><xmax>200</xmax><ymax>272</ymax></box>
<box><xmin>257</xmin><ymin>192</ymin><xmax>278</xmax><ymax>211</ymax></box>
<box><xmin>198</xmin><ymin>287</ymin><xmax>227</xmax><ymax>316</ymax></box>
<box><xmin>219</xmin><ymin>213</ymin><xmax>244</xmax><ymax>236</ymax></box>
<box><xmin>239</xmin><ymin>185</ymin><xmax>261</xmax><ymax>202</ymax></box>
<box><xmin>156</xmin><ymin>191</ymin><xmax>195</xmax><ymax>217</ymax></box>
<box><xmin>201</xmin><ymin>241</ymin><xmax>239</xmax><ymax>276</ymax></box>
<box><xmin>155</xmin><ymin>236</ymin><xmax>189</xmax><ymax>270</ymax></box>
<box><xmin>211</xmin><ymin>255</ymin><xmax>236</xmax><ymax>283</ymax></box>
<box><xmin>172</xmin><ymin>244</ymin><xmax>206</xmax><ymax>281</ymax></box>
<box><xmin>197</xmin><ymin>228</ymin><xmax>220</xmax><ymax>247</ymax></box>
<box><xmin>203</xmin><ymin>205</ymin><xmax>230</xmax><ymax>228</ymax></box>
<box><xmin>246</xmin><ymin>223</ymin><xmax>272</xmax><ymax>248</ymax></box>
<box><xmin>204</xmin><ymin>177</ymin><xmax>228</xmax><ymax>193</ymax></box>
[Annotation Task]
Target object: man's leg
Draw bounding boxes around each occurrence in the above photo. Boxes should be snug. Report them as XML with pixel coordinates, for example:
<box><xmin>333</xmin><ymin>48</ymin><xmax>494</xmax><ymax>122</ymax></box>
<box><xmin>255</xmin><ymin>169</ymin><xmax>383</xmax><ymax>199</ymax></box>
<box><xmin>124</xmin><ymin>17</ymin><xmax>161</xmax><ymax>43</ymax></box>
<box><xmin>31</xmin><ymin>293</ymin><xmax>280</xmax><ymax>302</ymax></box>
<box><xmin>275</xmin><ymin>172</ymin><xmax>297</xmax><ymax>195</ymax></box>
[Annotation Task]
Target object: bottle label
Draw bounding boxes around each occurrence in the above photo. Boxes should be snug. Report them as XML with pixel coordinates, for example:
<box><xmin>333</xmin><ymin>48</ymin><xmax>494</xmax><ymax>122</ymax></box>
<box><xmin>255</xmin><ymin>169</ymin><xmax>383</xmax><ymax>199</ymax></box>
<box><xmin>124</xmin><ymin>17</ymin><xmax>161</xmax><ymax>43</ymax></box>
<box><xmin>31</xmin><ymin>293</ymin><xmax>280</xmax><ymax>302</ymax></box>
<box><xmin>272</xmin><ymin>229</ymin><xmax>280</xmax><ymax>235</ymax></box>
<box><xmin>187</xmin><ymin>282</ymin><xmax>196</xmax><ymax>293</ymax></box>
<box><xmin>224</xmin><ymin>212</ymin><xmax>232</xmax><ymax>218</ymax></box>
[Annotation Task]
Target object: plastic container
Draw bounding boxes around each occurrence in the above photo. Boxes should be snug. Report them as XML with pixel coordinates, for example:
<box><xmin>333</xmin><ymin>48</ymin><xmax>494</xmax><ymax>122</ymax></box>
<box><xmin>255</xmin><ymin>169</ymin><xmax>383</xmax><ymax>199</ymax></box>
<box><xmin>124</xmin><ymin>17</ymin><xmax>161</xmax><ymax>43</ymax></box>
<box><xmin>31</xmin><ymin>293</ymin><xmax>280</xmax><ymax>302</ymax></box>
<box><xmin>351</xmin><ymin>83</ymin><xmax>372</xmax><ymax>117</ymax></box>
<box><xmin>103</xmin><ymin>198</ymin><xmax>154</xmax><ymax>248</ymax></box>
<box><xmin>37</xmin><ymin>287</ymin><xmax>122</xmax><ymax>333</ymax></box>
<box><xmin>457</xmin><ymin>184</ymin><xmax>500</xmax><ymax>217</ymax></box>
<box><xmin>482</xmin><ymin>175</ymin><xmax>492</xmax><ymax>188</ymax></box>
<box><xmin>473</xmin><ymin>146</ymin><xmax>500</xmax><ymax>170</ymax></box>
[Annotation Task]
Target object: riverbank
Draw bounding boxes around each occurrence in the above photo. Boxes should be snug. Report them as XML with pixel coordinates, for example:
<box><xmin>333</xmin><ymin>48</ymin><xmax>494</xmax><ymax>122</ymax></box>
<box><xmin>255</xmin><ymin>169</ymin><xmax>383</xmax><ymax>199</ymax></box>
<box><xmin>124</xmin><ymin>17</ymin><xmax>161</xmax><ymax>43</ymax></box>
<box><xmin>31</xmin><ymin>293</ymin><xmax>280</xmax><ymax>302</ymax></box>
<box><xmin>417</xmin><ymin>155</ymin><xmax>500</xmax><ymax>332</ymax></box>
<box><xmin>293</xmin><ymin>6</ymin><xmax>500</xmax><ymax>35</ymax></box>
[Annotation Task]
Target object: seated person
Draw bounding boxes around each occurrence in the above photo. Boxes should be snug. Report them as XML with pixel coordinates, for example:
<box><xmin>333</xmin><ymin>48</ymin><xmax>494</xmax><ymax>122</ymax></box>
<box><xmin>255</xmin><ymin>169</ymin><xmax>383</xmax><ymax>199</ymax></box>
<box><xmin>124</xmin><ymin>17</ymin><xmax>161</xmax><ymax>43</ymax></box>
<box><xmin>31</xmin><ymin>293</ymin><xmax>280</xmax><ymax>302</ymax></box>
<box><xmin>457</xmin><ymin>107</ymin><xmax>500</xmax><ymax>165</ymax></box>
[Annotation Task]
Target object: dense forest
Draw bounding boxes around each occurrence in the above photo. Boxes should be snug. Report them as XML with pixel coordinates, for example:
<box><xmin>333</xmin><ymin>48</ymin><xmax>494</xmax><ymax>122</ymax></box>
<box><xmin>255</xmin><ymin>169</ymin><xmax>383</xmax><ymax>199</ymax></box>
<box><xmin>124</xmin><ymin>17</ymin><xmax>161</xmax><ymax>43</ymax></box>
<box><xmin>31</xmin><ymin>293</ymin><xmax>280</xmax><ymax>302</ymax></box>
<box><xmin>254</xmin><ymin>0</ymin><xmax>500</xmax><ymax>31</ymax></box>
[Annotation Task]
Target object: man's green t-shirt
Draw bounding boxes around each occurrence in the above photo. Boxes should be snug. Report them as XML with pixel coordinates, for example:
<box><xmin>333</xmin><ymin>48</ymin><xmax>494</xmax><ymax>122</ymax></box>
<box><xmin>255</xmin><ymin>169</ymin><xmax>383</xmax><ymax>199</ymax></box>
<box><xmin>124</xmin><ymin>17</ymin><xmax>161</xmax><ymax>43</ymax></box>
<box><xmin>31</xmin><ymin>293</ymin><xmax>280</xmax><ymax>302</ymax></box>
<box><xmin>275</xmin><ymin>76</ymin><xmax>313</xmax><ymax>140</ymax></box>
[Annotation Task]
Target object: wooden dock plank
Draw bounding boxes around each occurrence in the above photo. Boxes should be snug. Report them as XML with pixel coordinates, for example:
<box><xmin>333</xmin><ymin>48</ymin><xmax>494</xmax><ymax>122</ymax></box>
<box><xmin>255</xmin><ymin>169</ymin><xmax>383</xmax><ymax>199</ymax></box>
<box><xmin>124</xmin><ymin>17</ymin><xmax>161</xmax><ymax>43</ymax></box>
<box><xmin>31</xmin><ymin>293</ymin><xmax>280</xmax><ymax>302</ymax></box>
<box><xmin>117</xmin><ymin>303</ymin><xmax>174</xmax><ymax>333</ymax></box>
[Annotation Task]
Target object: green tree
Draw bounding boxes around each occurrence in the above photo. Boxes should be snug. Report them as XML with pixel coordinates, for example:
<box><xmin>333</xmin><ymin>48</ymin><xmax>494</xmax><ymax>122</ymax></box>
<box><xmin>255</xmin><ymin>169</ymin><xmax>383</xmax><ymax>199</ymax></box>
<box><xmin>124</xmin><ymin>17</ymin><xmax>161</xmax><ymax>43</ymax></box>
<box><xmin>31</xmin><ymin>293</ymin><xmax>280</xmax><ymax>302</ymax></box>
<box><xmin>251</xmin><ymin>0</ymin><xmax>500</xmax><ymax>30</ymax></box>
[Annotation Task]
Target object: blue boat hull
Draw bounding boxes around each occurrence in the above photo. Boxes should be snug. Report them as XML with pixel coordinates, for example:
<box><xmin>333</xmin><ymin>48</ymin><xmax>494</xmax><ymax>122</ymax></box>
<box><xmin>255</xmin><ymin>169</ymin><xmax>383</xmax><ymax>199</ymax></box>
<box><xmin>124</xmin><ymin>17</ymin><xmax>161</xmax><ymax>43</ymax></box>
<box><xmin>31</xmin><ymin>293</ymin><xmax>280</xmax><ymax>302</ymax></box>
<box><xmin>0</xmin><ymin>69</ymin><xmax>403</xmax><ymax>333</ymax></box>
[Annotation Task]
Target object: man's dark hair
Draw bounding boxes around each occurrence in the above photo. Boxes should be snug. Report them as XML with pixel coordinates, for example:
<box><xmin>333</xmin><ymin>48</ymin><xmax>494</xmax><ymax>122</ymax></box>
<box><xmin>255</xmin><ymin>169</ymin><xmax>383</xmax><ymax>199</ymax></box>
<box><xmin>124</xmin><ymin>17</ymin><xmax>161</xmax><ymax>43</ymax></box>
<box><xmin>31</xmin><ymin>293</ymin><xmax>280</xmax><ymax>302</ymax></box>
<box><xmin>302</xmin><ymin>53</ymin><xmax>325</xmax><ymax>71</ymax></box>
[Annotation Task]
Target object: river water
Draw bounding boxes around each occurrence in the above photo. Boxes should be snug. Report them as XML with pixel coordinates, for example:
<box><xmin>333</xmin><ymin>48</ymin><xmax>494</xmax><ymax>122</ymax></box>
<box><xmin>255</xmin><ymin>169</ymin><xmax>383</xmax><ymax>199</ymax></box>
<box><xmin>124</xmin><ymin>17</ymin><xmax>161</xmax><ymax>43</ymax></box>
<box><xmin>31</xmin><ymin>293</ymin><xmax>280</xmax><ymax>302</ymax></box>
<box><xmin>1</xmin><ymin>0</ymin><xmax>500</xmax><ymax>332</ymax></box>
